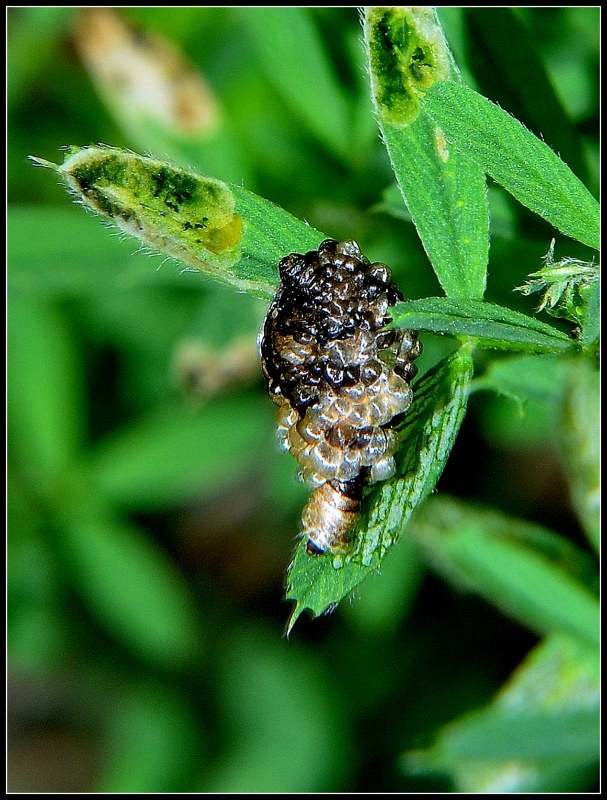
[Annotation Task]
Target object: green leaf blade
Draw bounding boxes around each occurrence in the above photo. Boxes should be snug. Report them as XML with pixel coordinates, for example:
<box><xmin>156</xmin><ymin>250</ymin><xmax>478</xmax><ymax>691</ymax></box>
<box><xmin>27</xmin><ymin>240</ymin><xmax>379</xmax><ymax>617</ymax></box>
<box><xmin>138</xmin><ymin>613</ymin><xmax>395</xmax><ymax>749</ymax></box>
<box><xmin>442</xmin><ymin>706</ymin><xmax>599</xmax><ymax>762</ymax></box>
<box><xmin>90</xmin><ymin>395</ymin><xmax>270</xmax><ymax>510</ymax></box>
<box><xmin>8</xmin><ymin>295</ymin><xmax>84</xmax><ymax>493</ymax></box>
<box><xmin>381</xmin><ymin>115</ymin><xmax>489</xmax><ymax>301</ymax></box>
<box><xmin>406</xmin><ymin>631</ymin><xmax>599</xmax><ymax>792</ymax></box>
<box><xmin>60</xmin><ymin>511</ymin><xmax>202</xmax><ymax>668</ymax></box>
<box><xmin>423</xmin><ymin>81</ymin><xmax>600</xmax><ymax>250</ymax></box>
<box><xmin>363</xmin><ymin>7</ymin><xmax>489</xmax><ymax>300</ymax></box>
<box><xmin>391</xmin><ymin>297</ymin><xmax>574</xmax><ymax>353</ymax></box>
<box><xmin>410</xmin><ymin>497</ymin><xmax>599</xmax><ymax>648</ymax></box>
<box><xmin>446</xmin><ymin>530</ymin><xmax>599</xmax><ymax>648</ymax></box>
<box><xmin>242</xmin><ymin>8</ymin><xmax>352</xmax><ymax>164</ymax></box>
<box><xmin>463</xmin><ymin>8</ymin><xmax>590</xmax><ymax>186</ymax></box>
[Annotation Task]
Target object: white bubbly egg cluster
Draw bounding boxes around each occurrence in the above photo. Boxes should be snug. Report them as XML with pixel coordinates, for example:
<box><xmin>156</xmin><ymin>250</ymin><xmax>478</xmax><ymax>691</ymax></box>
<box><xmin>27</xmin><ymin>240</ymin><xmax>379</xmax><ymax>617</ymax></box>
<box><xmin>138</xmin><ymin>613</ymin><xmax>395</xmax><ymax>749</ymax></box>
<box><xmin>261</xmin><ymin>238</ymin><xmax>421</xmax><ymax>554</ymax></box>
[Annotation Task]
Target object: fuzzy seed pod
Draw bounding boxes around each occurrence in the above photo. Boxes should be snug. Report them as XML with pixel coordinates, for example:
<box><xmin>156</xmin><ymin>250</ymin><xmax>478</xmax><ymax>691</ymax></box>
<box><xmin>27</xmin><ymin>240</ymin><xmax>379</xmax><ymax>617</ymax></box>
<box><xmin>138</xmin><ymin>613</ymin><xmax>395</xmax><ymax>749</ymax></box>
<box><xmin>260</xmin><ymin>238</ymin><xmax>422</xmax><ymax>555</ymax></box>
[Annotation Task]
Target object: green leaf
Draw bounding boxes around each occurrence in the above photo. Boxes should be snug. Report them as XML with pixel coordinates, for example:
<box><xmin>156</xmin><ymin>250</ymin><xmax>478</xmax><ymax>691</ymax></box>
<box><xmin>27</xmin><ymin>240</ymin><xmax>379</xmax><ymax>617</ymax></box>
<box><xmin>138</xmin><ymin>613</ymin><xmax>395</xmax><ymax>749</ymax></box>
<box><xmin>363</xmin><ymin>7</ymin><xmax>489</xmax><ymax>300</ymax></box>
<box><xmin>580</xmin><ymin>280</ymin><xmax>599</xmax><ymax>349</ymax></box>
<box><xmin>497</xmin><ymin>632</ymin><xmax>599</xmax><ymax>713</ymax></box>
<box><xmin>471</xmin><ymin>354</ymin><xmax>567</xmax><ymax>408</ymax></box>
<box><xmin>202</xmin><ymin>627</ymin><xmax>348</xmax><ymax>792</ymax></box>
<box><xmin>60</xmin><ymin>504</ymin><xmax>201</xmax><ymax>668</ymax></box>
<box><xmin>8</xmin><ymin>294</ymin><xmax>84</xmax><ymax>492</ymax></box>
<box><xmin>405</xmin><ymin>631</ymin><xmax>599</xmax><ymax>792</ymax></box>
<box><xmin>8</xmin><ymin>472</ymin><xmax>66</xmax><ymax>673</ymax></box>
<box><xmin>391</xmin><ymin>297</ymin><xmax>574</xmax><ymax>353</ymax></box>
<box><xmin>377</xmin><ymin>182</ymin><xmax>517</xmax><ymax>240</ymax></box>
<box><xmin>410</xmin><ymin>498</ymin><xmax>599</xmax><ymax>648</ymax></box>
<box><xmin>559</xmin><ymin>359</ymin><xmax>600</xmax><ymax>553</ymax></box>
<box><xmin>286</xmin><ymin>347</ymin><xmax>474</xmax><ymax>631</ymax></box>
<box><xmin>452</xmin><ymin>531</ymin><xmax>600</xmax><ymax>647</ymax></box>
<box><xmin>423</xmin><ymin>81</ymin><xmax>600</xmax><ymax>250</ymax></box>
<box><xmin>95</xmin><ymin>680</ymin><xmax>201</xmax><ymax>793</ymax></box>
<box><xmin>242</xmin><ymin>8</ymin><xmax>353</xmax><ymax>165</ymax></box>
<box><xmin>463</xmin><ymin>8</ymin><xmax>589</xmax><ymax>186</ymax></box>
<box><xmin>30</xmin><ymin>145</ymin><xmax>324</xmax><ymax>299</ymax></box>
<box><xmin>440</xmin><ymin>706</ymin><xmax>598</xmax><ymax>761</ymax></box>
<box><xmin>90</xmin><ymin>395</ymin><xmax>271</xmax><ymax>510</ymax></box>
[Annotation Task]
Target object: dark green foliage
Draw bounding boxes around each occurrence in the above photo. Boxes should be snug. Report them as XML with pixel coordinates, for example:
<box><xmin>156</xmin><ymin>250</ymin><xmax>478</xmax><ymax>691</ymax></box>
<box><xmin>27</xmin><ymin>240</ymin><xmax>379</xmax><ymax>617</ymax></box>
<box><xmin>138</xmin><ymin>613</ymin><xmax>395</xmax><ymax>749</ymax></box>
<box><xmin>8</xmin><ymin>7</ymin><xmax>598</xmax><ymax>794</ymax></box>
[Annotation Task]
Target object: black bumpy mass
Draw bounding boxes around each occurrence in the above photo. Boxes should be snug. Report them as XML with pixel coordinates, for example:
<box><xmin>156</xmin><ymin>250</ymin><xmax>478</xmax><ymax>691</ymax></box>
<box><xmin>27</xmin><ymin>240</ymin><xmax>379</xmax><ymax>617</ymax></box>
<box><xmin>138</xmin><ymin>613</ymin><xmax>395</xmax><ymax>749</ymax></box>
<box><xmin>260</xmin><ymin>238</ymin><xmax>422</xmax><ymax>555</ymax></box>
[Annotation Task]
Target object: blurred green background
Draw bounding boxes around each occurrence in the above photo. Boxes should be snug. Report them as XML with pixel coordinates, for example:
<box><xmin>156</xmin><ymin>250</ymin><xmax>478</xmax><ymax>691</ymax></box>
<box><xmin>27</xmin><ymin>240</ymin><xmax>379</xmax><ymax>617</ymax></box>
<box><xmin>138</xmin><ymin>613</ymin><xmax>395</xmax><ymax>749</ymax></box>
<box><xmin>8</xmin><ymin>7</ymin><xmax>599</xmax><ymax>793</ymax></box>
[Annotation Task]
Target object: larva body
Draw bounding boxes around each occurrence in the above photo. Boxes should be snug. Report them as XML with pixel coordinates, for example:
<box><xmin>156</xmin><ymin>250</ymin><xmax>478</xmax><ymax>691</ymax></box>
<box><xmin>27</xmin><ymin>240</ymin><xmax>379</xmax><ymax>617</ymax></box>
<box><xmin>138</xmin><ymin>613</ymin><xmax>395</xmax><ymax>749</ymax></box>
<box><xmin>260</xmin><ymin>238</ymin><xmax>422</xmax><ymax>555</ymax></box>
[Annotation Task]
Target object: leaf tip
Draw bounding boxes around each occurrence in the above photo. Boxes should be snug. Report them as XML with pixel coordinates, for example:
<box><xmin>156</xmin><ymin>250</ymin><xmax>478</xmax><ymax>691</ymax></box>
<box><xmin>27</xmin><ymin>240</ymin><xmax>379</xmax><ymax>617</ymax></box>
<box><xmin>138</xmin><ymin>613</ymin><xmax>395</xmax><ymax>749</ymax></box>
<box><xmin>28</xmin><ymin>154</ymin><xmax>59</xmax><ymax>170</ymax></box>
<box><xmin>283</xmin><ymin>603</ymin><xmax>301</xmax><ymax>638</ymax></box>
<box><xmin>365</xmin><ymin>6</ymin><xmax>453</xmax><ymax>126</ymax></box>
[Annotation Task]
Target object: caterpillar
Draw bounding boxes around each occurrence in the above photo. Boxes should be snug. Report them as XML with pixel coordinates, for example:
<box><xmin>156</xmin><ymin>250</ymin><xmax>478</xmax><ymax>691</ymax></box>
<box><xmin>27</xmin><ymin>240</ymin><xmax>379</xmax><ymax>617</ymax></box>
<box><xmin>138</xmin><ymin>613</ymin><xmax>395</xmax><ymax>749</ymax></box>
<box><xmin>260</xmin><ymin>238</ymin><xmax>422</xmax><ymax>555</ymax></box>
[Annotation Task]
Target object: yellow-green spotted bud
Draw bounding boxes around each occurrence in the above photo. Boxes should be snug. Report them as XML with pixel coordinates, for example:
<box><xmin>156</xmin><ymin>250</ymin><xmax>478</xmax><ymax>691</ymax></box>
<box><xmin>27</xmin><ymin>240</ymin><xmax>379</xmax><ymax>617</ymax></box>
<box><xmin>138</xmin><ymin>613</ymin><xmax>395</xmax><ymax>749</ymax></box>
<box><xmin>364</xmin><ymin>7</ymin><xmax>455</xmax><ymax>127</ymax></box>
<box><xmin>34</xmin><ymin>144</ymin><xmax>241</xmax><ymax>265</ymax></box>
<box><xmin>30</xmin><ymin>145</ymin><xmax>324</xmax><ymax>298</ymax></box>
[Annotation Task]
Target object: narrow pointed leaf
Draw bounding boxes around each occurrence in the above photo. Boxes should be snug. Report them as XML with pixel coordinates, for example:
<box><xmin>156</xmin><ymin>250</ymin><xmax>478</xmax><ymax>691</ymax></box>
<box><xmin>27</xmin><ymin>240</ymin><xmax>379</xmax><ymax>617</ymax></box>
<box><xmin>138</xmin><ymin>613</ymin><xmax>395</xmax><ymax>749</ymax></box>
<box><xmin>8</xmin><ymin>294</ymin><xmax>84</xmax><ymax>491</ymax></box>
<box><xmin>391</xmin><ymin>297</ymin><xmax>574</xmax><ymax>352</ymax></box>
<box><xmin>242</xmin><ymin>7</ymin><xmax>352</xmax><ymax>164</ymax></box>
<box><xmin>464</xmin><ymin>7</ymin><xmax>589</xmax><ymax>185</ymax></box>
<box><xmin>410</xmin><ymin>497</ymin><xmax>599</xmax><ymax>648</ymax></box>
<box><xmin>59</xmin><ymin>503</ymin><xmax>201</xmax><ymax>668</ymax></box>
<box><xmin>423</xmin><ymin>81</ymin><xmax>600</xmax><ymax>250</ymax></box>
<box><xmin>363</xmin><ymin>7</ymin><xmax>489</xmax><ymax>300</ymax></box>
<box><xmin>559</xmin><ymin>359</ymin><xmax>600</xmax><ymax>552</ymax></box>
<box><xmin>405</xmin><ymin>632</ymin><xmax>599</xmax><ymax>792</ymax></box>
<box><xmin>90</xmin><ymin>395</ymin><xmax>270</xmax><ymax>510</ymax></box>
